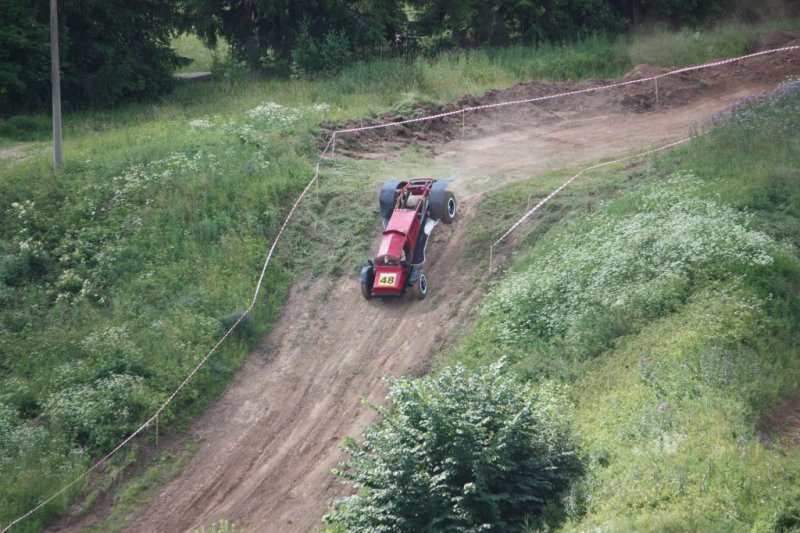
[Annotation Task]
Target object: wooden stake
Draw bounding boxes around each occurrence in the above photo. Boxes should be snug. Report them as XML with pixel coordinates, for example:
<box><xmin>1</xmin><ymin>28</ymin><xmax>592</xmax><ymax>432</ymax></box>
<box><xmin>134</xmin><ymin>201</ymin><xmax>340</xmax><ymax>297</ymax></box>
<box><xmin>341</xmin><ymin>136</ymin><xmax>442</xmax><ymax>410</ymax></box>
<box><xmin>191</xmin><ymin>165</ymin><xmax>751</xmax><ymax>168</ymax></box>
<box><xmin>655</xmin><ymin>78</ymin><xmax>659</xmax><ymax>107</ymax></box>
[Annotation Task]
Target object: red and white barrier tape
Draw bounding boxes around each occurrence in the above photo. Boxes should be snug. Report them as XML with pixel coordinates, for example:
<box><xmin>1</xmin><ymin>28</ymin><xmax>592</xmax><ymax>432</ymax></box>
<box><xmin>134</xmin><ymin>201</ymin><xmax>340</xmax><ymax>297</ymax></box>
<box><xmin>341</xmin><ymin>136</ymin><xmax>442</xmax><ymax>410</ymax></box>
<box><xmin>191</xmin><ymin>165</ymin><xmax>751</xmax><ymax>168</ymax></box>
<box><xmin>3</xmin><ymin>45</ymin><xmax>797</xmax><ymax>532</ymax></box>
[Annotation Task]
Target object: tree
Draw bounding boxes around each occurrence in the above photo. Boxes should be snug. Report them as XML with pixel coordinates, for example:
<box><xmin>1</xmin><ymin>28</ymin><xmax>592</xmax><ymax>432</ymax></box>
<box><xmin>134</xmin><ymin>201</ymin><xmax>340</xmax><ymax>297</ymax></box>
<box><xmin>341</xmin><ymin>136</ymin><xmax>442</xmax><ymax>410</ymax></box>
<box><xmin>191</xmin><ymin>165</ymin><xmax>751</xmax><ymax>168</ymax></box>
<box><xmin>183</xmin><ymin>0</ymin><xmax>405</xmax><ymax>72</ymax></box>
<box><xmin>609</xmin><ymin>0</ymin><xmax>732</xmax><ymax>26</ymax></box>
<box><xmin>1</xmin><ymin>0</ymin><xmax>183</xmax><ymax>113</ymax></box>
<box><xmin>407</xmin><ymin>0</ymin><xmax>622</xmax><ymax>47</ymax></box>
<box><xmin>0</xmin><ymin>0</ymin><xmax>49</xmax><ymax>112</ymax></box>
<box><xmin>326</xmin><ymin>361</ymin><xmax>582</xmax><ymax>531</ymax></box>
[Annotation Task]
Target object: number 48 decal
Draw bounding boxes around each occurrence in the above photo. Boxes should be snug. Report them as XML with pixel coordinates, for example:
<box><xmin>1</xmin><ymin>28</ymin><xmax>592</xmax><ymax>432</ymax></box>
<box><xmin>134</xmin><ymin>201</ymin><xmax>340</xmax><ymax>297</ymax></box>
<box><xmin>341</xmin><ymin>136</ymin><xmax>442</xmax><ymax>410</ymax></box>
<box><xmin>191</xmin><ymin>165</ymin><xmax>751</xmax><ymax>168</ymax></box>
<box><xmin>377</xmin><ymin>274</ymin><xmax>396</xmax><ymax>286</ymax></box>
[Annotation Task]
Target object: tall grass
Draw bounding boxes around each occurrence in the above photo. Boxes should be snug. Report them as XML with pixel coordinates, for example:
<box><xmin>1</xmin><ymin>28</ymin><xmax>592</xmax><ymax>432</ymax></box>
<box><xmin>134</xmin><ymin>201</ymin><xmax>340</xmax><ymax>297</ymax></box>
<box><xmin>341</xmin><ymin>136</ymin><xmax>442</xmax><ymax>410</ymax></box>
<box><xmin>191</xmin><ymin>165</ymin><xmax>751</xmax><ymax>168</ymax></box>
<box><xmin>446</xmin><ymin>79</ymin><xmax>800</xmax><ymax>528</ymax></box>
<box><xmin>626</xmin><ymin>19</ymin><xmax>800</xmax><ymax>67</ymax></box>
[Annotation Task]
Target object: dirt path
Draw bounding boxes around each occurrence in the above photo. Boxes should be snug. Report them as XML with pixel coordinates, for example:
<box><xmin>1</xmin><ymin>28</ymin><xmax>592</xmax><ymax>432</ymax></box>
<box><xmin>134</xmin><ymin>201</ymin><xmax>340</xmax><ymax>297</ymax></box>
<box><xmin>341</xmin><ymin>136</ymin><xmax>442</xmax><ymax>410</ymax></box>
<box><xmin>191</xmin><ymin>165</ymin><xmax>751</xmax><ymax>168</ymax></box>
<box><xmin>48</xmin><ymin>51</ymin><xmax>799</xmax><ymax>533</ymax></box>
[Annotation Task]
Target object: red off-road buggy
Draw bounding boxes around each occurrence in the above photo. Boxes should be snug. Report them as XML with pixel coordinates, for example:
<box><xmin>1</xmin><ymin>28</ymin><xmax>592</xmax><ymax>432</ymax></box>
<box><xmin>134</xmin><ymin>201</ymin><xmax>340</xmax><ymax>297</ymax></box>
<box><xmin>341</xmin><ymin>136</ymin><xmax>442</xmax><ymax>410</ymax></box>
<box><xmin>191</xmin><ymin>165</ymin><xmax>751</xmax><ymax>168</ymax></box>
<box><xmin>360</xmin><ymin>178</ymin><xmax>457</xmax><ymax>300</ymax></box>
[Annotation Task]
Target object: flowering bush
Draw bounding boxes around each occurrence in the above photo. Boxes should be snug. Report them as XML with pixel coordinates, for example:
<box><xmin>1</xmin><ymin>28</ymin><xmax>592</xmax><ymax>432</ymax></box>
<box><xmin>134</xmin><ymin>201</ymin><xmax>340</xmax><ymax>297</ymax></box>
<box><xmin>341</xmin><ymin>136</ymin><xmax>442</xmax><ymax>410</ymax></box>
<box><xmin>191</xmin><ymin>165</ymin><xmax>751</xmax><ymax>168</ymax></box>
<box><xmin>483</xmin><ymin>172</ymin><xmax>775</xmax><ymax>349</ymax></box>
<box><xmin>709</xmin><ymin>76</ymin><xmax>800</xmax><ymax>133</ymax></box>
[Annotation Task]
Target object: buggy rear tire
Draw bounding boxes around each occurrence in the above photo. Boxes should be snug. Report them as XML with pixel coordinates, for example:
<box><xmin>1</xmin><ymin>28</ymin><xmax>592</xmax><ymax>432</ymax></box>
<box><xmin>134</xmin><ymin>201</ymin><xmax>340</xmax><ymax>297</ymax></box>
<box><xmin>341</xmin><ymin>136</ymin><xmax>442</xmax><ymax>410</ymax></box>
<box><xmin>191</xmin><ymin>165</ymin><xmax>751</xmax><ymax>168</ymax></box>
<box><xmin>413</xmin><ymin>271</ymin><xmax>428</xmax><ymax>300</ymax></box>
<box><xmin>441</xmin><ymin>191</ymin><xmax>457</xmax><ymax>224</ymax></box>
<box><xmin>430</xmin><ymin>190</ymin><xmax>457</xmax><ymax>224</ymax></box>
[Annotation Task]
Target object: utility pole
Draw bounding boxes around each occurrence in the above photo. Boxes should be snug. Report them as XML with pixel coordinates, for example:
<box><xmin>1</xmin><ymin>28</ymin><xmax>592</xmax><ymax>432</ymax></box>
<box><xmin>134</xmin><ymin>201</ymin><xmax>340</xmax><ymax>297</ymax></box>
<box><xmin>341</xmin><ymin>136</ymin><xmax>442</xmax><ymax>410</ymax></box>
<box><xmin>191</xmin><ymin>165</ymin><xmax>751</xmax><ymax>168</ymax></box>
<box><xmin>51</xmin><ymin>0</ymin><xmax>63</xmax><ymax>170</ymax></box>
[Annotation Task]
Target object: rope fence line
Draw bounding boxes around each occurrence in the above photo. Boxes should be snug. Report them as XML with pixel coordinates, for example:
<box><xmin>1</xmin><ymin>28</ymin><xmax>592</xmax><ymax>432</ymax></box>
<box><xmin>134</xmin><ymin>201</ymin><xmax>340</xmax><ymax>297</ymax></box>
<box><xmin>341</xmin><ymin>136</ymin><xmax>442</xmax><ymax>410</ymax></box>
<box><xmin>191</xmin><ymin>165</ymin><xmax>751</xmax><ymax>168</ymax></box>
<box><xmin>3</xmin><ymin>45</ymin><xmax>798</xmax><ymax>532</ymax></box>
<box><xmin>487</xmin><ymin>137</ymin><xmax>692</xmax><ymax>272</ymax></box>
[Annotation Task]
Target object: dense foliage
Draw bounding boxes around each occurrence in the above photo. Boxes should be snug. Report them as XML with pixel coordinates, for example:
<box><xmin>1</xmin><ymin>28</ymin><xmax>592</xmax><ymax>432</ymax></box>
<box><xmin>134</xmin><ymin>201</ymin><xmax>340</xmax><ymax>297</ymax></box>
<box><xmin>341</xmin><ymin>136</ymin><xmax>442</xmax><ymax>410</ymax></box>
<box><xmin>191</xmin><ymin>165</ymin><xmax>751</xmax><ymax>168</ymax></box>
<box><xmin>0</xmin><ymin>0</ymin><xmax>183</xmax><ymax>113</ymax></box>
<box><xmin>182</xmin><ymin>0</ymin><xmax>404</xmax><ymax>71</ymax></box>
<box><xmin>408</xmin><ymin>0</ymin><xmax>623</xmax><ymax>46</ymax></box>
<box><xmin>184</xmin><ymin>0</ymin><xmax>738</xmax><ymax>74</ymax></box>
<box><xmin>0</xmin><ymin>0</ymin><xmax>49</xmax><ymax>112</ymax></box>
<box><xmin>624</xmin><ymin>0</ymin><xmax>730</xmax><ymax>26</ymax></box>
<box><xmin>0</xmin><ymin>0</ymin><xmax>751</xmax><ymax>112</ymax></box>
<box><xmin>326</xmin><ymin>362</ymin><xmax>581</xmax><ymax>531</ymax></box>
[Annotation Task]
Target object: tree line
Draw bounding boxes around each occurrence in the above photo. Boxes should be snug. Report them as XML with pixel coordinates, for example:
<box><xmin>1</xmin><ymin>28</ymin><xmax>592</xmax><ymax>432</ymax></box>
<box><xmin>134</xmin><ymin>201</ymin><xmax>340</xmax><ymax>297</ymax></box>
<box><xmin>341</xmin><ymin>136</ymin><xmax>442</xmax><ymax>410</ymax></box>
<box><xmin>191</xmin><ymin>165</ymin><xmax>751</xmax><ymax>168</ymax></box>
<box><xmin>1</xmin><ymin>0</ymin><xmax>731</xmax><ymax>114</ymax></box>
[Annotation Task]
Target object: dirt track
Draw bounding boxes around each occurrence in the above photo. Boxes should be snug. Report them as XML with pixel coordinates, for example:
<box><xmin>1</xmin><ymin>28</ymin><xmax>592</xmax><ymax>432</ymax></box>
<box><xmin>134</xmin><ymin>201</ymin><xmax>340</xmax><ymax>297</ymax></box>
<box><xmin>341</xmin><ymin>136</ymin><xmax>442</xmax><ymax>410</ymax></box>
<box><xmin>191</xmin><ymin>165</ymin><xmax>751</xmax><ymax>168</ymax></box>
<box><xmin>48</xmin><ymin>50</ymin><xmax>799</xmax><ymax>533</ymax></box>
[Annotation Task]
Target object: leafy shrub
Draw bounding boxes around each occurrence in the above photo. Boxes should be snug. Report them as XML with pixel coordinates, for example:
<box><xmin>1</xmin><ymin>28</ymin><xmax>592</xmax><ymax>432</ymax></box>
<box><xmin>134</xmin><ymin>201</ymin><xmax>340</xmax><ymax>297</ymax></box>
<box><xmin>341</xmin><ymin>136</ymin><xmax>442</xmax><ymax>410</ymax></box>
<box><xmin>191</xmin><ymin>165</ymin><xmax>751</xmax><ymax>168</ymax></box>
<box><xmin>326</xmin><ymin>361</ymin><xmax>581</xmax><ymax>531</ymax></box>
<box><xmin>291</xmin><ymin>28</ymin><xmax>353</xmax><ymax>76</ymax></box>
<box><xmin>0</xmin><ymin>115</ymin><xmax>51</xmax><ymax>141</ymax></box>
<box><xmin>210</xmin><ymin>50</ymin><xmax>248</xmax><ymax>84</ymax></box>
<box><xmin>44</xmin><ymin>374</ymin><xmax>158</xmax><ymax>453</ymax></box>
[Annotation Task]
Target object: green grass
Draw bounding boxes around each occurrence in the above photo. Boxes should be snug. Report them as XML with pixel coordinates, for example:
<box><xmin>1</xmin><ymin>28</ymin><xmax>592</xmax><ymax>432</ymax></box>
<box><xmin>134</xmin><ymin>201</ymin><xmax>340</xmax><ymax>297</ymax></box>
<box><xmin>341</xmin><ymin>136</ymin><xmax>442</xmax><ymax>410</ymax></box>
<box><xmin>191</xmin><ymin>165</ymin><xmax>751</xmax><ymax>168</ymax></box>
<box><xmin>627</xmin><ymin>19</ymin><xmax>800</xmax><ymax>67</ymax></box>
<box><xmin>444</xmin><ymin>80</ymin><xmax>800</xmax><ymax>529</ymax></box>
<box><xmin>172</xmin><ymin>34</ymin><xmax>229</xmax><ymax>73</ymax></box>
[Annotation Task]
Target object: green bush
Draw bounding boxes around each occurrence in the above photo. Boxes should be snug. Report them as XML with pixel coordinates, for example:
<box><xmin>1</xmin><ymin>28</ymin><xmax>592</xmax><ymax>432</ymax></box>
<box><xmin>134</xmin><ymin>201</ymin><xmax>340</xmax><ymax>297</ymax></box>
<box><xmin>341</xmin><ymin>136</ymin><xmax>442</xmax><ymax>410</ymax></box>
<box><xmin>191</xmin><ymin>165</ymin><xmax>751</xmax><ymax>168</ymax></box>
<box><xmin>43</xmin><ymin>374</ymin><xmax>159</xmax><ymax>453</ymax></box>
<box><xmin>0</xmin><ymin>115</ymin><xmax>51</xmax><ymax>141</ymax></box>
<box><xmin>0</xmin><ymin>0</ymin><xmax>49</xmax><ymax>113</ymax></box>
<box><xmin>291</xmin><ymin>28</ymin><xmax>353</xmax><ymax>77</ymax></box>
<box><xmin>326</xmin><ymin>362</ymin><xmax>581</xmax><ymax>531</ymax></box>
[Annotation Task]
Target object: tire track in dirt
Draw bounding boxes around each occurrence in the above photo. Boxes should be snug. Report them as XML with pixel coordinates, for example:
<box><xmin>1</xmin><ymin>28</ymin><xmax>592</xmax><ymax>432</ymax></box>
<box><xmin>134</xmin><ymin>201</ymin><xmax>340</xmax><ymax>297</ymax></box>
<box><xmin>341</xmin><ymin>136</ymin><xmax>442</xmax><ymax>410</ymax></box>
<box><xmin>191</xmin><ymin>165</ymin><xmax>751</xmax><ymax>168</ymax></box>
<box><xmin>48</xmin><ymin>51</ymin><xmax>799</xmax><ymax>533</ymax></box>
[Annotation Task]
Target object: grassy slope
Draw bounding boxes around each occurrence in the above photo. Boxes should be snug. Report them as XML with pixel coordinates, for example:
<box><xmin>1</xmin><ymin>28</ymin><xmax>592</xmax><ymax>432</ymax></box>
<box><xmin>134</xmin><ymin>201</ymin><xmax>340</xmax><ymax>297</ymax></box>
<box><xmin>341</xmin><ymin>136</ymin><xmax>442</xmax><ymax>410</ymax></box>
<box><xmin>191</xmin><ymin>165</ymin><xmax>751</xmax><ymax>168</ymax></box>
<box><xmin>0</xmin><ymin>20</ymin><xmax>797</xmax><ymax>529</ymax></box>
<box><xmin>446</xmin><ymin>84</ymin><xmax>800</xmax><ymax>529</ymax></box>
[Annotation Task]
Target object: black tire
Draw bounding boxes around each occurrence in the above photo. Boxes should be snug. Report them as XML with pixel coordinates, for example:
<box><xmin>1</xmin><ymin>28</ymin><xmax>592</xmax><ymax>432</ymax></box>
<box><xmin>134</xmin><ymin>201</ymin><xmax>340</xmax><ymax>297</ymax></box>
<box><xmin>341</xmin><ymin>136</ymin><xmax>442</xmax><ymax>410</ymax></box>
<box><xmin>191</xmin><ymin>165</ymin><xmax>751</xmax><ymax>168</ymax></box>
<box><xmin>413</xmin><ymin>271</ymin><xmax>428</xmax><ymax>300</ymax></box>
<box><xmin>379</xmin><ymin>180</ymin><xmax>403</xmax><ymax>225</ymax></box>
<box><xmin>361</xmin><ymin>280</ymin><xmax>372</xmax><ymax>300</ymax></box>
<box><xmin>360</xmin><ymin>264</ymin><xmax>374</xmax><ymax>300</ymax></box>
<box><xmin>430</xmin><ymin>189</ymin><xmax>457</xmax><ymax>224</ymax></box>
<box><xmin>441</xmin><ymin>191</ymin><xmax>457</xmax><ymax>224</ymax></box>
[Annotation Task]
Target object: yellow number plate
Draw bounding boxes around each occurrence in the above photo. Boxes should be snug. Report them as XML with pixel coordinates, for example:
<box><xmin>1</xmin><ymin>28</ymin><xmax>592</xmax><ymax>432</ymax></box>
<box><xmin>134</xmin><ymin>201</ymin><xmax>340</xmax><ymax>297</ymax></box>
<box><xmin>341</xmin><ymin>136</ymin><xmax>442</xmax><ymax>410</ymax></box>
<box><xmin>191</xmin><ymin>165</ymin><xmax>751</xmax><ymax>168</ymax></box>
<box><xmin>377</xmin><ymin>274</ymin><xmax>396</xmax><ymax>287</ymax></box>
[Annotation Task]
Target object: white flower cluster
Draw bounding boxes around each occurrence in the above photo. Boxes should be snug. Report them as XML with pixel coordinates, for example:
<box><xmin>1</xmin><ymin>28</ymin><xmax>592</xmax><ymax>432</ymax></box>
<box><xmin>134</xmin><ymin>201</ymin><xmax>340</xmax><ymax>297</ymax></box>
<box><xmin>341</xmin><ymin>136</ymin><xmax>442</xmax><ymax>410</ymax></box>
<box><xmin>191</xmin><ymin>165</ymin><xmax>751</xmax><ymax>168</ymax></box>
<box><xmin>187</xmin><ymin>102</ymin><xmax>329</xmax><ymax>143</ymax></box>
<box><xmin>110</xmin><ymin>150</ymin><xmax>216</xmax><ymax>209</ymax></box>
<box><xmin>484</xmin><ymin>172</ymin><xmax>776</xmax><ymax>344</ymax></box>
<box><xmin>10</xmin><ymin>200</ymin><xmax>34</xmax><ymax>218</ymax></box>
<box><xmin>0</xmin><ymin>402</ymin><xmax>51</xmax><ymax>468</ymax></box>
<box><xmin>80</xmin><ymin>325</ymin><xmax>141</xmax><ymax>358</ymax></box>
<box><xmin>8</xmin><ymin>200</ymin><xmax>46</xmax><ymax>255</ymax></box>
<box><xmin>246</xmin><ymin>101</ymin><xmax>331</xmax><ymax>126</ymax></box>
<box><xmin>189</xmin><ymin>118</ymin><xmax>213</xmax><ymax>129</ymax></box>
<box><xmin>43</xmin><ymin>374</ymin><xmax>147</xmax><ymax>445</ymax></box>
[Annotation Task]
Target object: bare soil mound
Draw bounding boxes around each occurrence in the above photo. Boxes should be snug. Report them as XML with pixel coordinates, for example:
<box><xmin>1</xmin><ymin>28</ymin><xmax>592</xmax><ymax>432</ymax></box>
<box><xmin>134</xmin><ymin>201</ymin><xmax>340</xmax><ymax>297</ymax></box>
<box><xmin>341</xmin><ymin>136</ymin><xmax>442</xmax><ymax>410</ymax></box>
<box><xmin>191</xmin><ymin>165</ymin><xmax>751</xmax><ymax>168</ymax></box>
<box><xmin>759</xmin><ymin>392</ymin><xmax>800</xmax><ymax>450</ymax></box>
<box><xmin>749</xmin><ymin>29</ymin><xmax>800</xmax><ymax>52</ymax></box>
<box><xmin>320</xmin><ymin>50</ymin><xmax>800</xmax><ymax>158</ymax></box>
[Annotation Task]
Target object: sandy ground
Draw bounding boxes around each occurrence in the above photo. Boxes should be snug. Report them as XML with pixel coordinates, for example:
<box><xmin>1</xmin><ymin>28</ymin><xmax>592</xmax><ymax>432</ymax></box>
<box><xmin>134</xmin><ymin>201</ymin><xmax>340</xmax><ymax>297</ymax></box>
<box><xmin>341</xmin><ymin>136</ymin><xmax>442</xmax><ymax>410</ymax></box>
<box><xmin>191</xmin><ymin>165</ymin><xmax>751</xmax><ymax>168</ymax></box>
<box><xmin>46</xmin><ymin>49</ymin><xmax>799</xmax><ymax>533</ymax></box>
